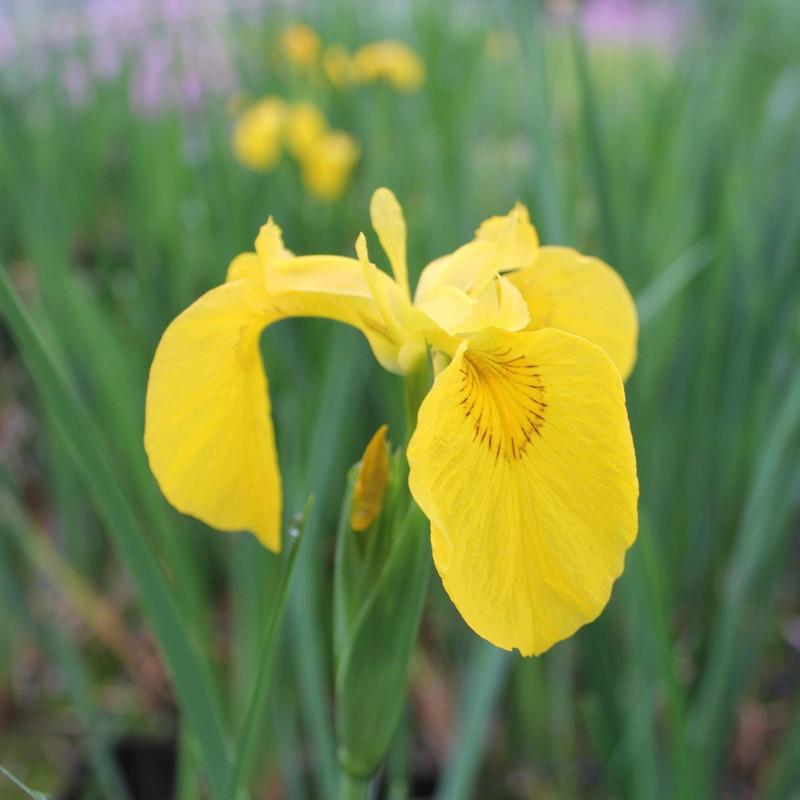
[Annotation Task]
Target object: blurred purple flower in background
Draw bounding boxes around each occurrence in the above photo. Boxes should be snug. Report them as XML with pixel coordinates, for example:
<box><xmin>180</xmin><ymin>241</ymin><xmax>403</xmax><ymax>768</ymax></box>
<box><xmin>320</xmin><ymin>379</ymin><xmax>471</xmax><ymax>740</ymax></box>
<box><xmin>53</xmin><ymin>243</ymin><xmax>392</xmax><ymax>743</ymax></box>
<box><xmin>0</xmin><ymin>0</ymin><xmax>266</xmax><ymax>112</ymax></box>
<box><xmin>579</xmin><ymin>0</ymin><xmax>689</xmax><ymax>49</ymax></box>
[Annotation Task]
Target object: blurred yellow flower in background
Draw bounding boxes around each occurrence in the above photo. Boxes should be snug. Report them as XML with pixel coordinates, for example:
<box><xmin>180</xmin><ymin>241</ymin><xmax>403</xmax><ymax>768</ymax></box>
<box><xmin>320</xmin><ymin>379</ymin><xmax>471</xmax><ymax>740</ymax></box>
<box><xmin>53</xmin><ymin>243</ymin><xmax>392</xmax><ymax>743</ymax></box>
<box><xmin>232</xmin><ymin>96</ymin><xmax>286</xmax><ymax>172</ymax></box>
<box><xmin>284</xmin><ymin>101</ymin><xmax>328</xmax><ymax>159</ymax></box>
<box><xmin>281</xmin><ymin>23</ymin><xmax>321</xmax><ymax>68</ymax></box>
<box><xmin>299</xmin><ymin>130</ymin><xmax>360</xmax><ymax>201</ymax></box>
<box><xmin>323</xmin><ymin>44</ymin><xmax>357</xmax><ymax>88</ymax></box>
<box><xmin>353</xmin><ymin>41</ymin><xmax>425</xmax><ymax>92</ymax></box>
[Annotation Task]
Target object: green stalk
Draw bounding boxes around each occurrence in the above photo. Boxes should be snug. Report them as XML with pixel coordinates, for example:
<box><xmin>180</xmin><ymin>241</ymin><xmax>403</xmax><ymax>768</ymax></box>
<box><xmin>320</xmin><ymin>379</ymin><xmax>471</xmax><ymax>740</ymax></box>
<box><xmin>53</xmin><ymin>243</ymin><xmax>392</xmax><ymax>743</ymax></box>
<box><xmin>223</xmin><ymin>500</ymin><xmax>310</xmax><ymax>800</ymax></box>
<box><xmin>435</xmin><ymin>641</ymin><xmax>510</xmax><ymax>800</ymax></box>
<box><xmin>0</xmin><ymin>268</ymin><xmax>233</xmax><ymax>799</ymax></box>
<box><xmin>339</xmin><ymin>772</ymin><xmax>370</xmax><ymax>800</ymax></box>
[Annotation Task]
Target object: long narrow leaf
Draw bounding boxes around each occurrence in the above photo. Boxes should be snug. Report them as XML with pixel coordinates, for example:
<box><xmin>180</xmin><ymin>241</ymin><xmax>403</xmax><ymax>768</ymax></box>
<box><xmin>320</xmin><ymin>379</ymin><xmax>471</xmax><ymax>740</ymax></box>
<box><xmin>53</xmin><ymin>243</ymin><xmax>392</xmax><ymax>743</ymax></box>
<box><xmin>0</xmin><ymin>267</ymin><xmax>233</xmax><ymax>798</ymax></box>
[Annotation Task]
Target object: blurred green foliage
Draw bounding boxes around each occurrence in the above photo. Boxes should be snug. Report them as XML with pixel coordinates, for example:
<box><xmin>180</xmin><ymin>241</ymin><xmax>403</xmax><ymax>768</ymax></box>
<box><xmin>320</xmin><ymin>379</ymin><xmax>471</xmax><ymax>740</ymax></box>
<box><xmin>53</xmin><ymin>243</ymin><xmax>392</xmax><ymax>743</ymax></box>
<box><xmin>1</xmin><ymin>0</ymin><xmax>799</xmax><ymax>798</ymax></box>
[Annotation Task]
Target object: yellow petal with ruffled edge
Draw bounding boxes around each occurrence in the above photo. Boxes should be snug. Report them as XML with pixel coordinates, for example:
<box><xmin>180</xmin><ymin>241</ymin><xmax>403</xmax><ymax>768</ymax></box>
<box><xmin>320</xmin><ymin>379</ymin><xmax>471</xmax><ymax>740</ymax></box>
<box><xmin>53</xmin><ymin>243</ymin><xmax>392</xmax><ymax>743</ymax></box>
<box><xmin>145</xmin><ymin>277</ymin><xmax>284</xmax><ymax>550</ymax></box>
<box><xmin>407</xmin><ymin>327</ymin><xmax>638</xmax><ymax>655</ymax></box>
<box><xmin>508</xmin><ymin>246</ymin><xmax>638</xmax><ymax>380</ymax></box>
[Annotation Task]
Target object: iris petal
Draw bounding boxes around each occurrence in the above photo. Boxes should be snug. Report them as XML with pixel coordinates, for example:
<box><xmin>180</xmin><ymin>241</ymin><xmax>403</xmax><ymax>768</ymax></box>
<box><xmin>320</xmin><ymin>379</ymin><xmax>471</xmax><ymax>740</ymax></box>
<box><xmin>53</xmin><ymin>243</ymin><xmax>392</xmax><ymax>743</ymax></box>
<box><xmin>146</xmin><ymin>222</ymin><xmax>412</xmax><ymax>548</ymax></box>
<box><xmin>145</xmin><ymin>278</ymin><xmax>284</xmax><ymax>550</ymax></box>
<box><xmin>370</xmin><ymin>188</ymin><xmax>410</xmax><ymax>297</ymax></box>
<box><xmin>508</xmin><ymin>246</ymin><xmax>638</xmax><ymax>380</ymax></box>
<box><xmin>407</xmin><ymin>327</ymin><xmax>638</xmax><ymax>655</ymax></box>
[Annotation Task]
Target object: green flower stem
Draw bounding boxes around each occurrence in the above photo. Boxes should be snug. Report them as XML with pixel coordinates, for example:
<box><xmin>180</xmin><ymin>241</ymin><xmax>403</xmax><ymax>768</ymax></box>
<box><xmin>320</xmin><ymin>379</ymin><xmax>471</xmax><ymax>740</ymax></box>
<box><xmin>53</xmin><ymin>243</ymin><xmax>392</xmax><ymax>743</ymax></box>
<box><xmin>339</xmin><ymin>771</ymin><xmax>370</xmax><ymax>800</ymax></box>
<box><xmin>403</xmin><ymin>358</ymin><xmax>432</xmax><ymax>444</ymax></box>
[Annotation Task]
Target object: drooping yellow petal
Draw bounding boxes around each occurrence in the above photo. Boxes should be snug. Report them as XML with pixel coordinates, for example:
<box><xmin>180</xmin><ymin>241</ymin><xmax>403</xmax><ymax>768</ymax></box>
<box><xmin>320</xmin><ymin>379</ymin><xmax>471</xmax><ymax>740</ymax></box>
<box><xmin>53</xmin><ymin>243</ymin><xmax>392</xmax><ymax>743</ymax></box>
<box><xmin>350</xmin><ymin>425</ymin><xmax>390</xmax><ymax>531</ymax></box>
<box><xmin>508</xmin><ymin>246</ymin><xmax>638</xmax><ymax>380</ymax></box>
<box><xmin>370</xmin><ymin>188</ymin><xmax>410</xmax><ymax>298</ymax></box>
<box><xmin>241</xmin><ymin>220</ymin><xmax>410</xmax><ymax>372</ymax></box>
<box><xmin>146</xmin><ymin>217</ymin><xmax>417</xmax><ymax>550</ymax></box>
<box><xmin>407</xmin><ymin>327</ymin><xmax>638</xmax><ymax>656</ymax></box>
<box><xmin>145</xmin><ymin>278</ymin><xmax>283</xmax><ymax>551</ymax></box>
<box><xmin>475</xmin><ymin>202</ymin><xmax>539</xmax><ymax>271</ymax></box>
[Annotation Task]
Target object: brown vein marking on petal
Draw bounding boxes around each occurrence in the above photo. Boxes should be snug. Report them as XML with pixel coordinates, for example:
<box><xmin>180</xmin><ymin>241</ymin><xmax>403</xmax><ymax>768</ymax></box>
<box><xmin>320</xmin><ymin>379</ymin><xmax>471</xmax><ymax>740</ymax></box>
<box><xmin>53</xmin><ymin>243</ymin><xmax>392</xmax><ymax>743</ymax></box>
<box><xmin>458</xmin><ymin>345</ymin><xmax>547</xmax><ymax>462</ymax></box>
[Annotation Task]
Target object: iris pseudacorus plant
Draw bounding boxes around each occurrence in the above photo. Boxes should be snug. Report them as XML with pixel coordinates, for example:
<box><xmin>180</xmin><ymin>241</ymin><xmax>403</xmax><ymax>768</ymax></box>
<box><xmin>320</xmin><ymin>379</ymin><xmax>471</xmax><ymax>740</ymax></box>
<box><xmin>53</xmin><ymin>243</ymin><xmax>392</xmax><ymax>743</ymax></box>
<box><xmin>145</xmin><ymin>188</ymin><xmax>638</xmax><ymax>656</ymax></box>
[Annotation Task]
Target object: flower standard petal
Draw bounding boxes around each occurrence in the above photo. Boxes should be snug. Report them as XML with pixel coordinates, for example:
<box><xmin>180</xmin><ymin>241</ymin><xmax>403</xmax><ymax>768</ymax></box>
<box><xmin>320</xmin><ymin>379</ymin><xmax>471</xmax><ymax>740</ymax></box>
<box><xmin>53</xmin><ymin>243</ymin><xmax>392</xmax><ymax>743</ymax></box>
<box><xmin>370</xmin><ymin>188</ymin><xmax>410</xmax><ymax>298</ymax></box>
<box><xmin>508</xmin><ymin>246</ymin><xmax>638</xmax><ymax>380</ymax></box>
<box><xmin>474</xmin><ymin>201</ymin><xmax>539</xmax><ymax>271</ymax></box>
<box><xmin>407</xmin><ymin>327</ymin><xmax>638</xmax><ymax>656</ymax></box>
<box><xmin>145</xmin><ymin>277</ymin><xmax>284</xmax><ymax>551</ymax></box>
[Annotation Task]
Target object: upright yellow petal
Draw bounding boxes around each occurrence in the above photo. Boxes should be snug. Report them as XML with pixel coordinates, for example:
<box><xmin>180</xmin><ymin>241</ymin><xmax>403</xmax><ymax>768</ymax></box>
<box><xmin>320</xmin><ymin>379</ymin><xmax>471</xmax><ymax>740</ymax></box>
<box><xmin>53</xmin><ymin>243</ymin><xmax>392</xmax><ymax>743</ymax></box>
<box><xmin>508</xmin><ymin>246</ymin><xmax>638</xmax><ymax>380</ymax></box>
<box><xmin>454</xmin><ymin>275</ymin><xmax>530</xmax><ymax>334</ymax></box>
<box><xmin>475</xmin><ymin>202</ymin><xmax>539</xmax><ymax>271</ymax></box>
<box><xmin>407</xmin><ymin>328</ymin><xmax>638</xmax><ymax>655</ymax></box>
<box><xmin>228</xmin><ymin>218</ymin><xmax>293</xmax><ymax>283</ymax></box>
<box><xmin>414</xmin><ymin>284</ymin><xmax>474</xmax><ymax>335</ymax></box>
<box><xmin>370</xmin><ymin>188</ymin><xmax>410</xmax><ymax>297</ymax></box>
<box><xmin>145</xmin><ymin>278</ymin><xmax>283</xmax><ymax>551</ymax></box>
<box><xmin>414</xmin><ymin>240</ymin><xmax>501</xmax><ymax>304</ymax></box>
<box><xmin>415</xmin><ymin>203</ymin><xmax>538</xmax><ymax>303</ymax></box>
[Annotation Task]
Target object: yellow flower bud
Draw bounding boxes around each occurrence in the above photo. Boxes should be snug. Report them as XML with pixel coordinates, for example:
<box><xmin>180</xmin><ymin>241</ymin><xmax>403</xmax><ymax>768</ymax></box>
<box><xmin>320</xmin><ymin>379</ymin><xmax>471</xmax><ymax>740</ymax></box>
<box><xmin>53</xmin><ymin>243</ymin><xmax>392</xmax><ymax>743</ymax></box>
<box><xmin>350</xmin><ymin>425</ymin><xmax>390</xmax><ymax>532</ymax></box>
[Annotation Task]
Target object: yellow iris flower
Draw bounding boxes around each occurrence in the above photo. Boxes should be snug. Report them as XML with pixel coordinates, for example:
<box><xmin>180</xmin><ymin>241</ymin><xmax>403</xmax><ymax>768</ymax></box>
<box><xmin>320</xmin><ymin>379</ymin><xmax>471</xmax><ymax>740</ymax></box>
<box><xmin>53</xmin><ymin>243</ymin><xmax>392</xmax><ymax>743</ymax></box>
<box><xmin>322</xmin><ymin>45</ymin><xmax>357</xmax><ymax>89</ymax></box>
<box><xmin>299</xmin><ymin>130</ymin><xmax>361</xmax><ymax>201</ymax></box>
<box><xmin>280</xmin><ymin>24</ymin><xmax>321</xmax><ymax>68</ymax></box>
<box><xmin>231</xmin><ymin>96</ymin><xmax>286</xmax><ymax>173</ymax></box>
<box><xmin>283</xmin><ymin>101</ymin><xmax>328</xmax><ymax>159</ymax></box>
<box><xmin>144</xmin><ymin>188</ymin><xmax>639</xmax><ymax>656</ymax></box>
<box><xmin>352</xmin><ymin>41</ymin><xmax>426</xmax><ymax>92</ymax></box>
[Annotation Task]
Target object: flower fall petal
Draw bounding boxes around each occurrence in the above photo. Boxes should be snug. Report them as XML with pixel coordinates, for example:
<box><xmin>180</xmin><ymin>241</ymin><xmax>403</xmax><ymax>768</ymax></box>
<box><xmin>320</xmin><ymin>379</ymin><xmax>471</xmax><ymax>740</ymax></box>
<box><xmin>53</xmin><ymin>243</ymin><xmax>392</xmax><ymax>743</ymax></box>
<box><xmin>145</xmin><ymin>278</ymin><xmax>283</xmax><ymax>551</ymax></box>
<box><xmin>407</xmin><ymin>327</ymin><xmax>638</xmax><ymax>655</ymax></box>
